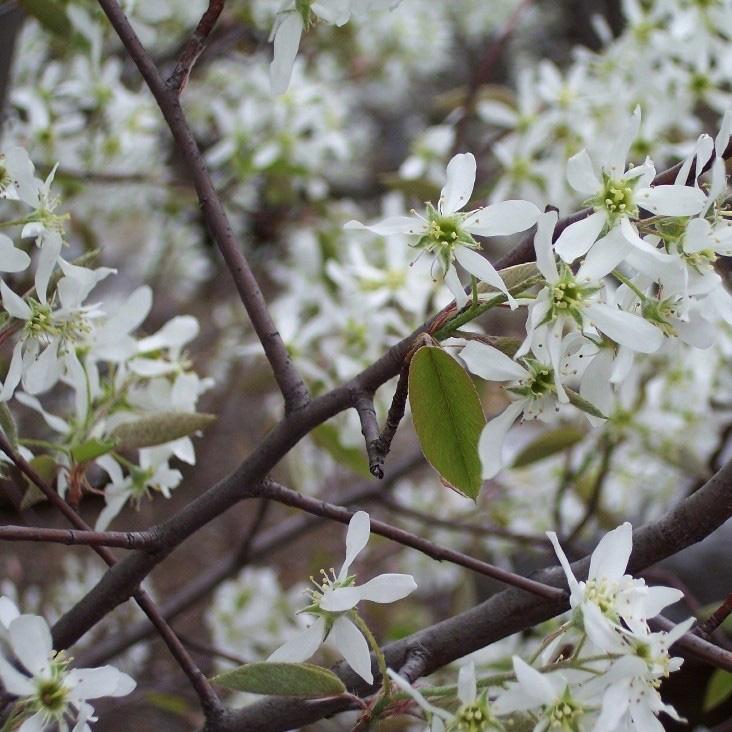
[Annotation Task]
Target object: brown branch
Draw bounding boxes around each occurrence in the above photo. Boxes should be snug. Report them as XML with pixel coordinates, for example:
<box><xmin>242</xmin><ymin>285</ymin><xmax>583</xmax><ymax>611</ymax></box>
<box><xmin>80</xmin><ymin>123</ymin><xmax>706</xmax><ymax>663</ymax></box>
<box><xmin>96</xmin><ymin>0</ymin><xmax>310</xmax><ymax>414</ymax></box>
<box><xmin>0</xmin><ymin>524</ymin><xmax>157</xmax><ymax>549</ymax></box>
<box><xmin>75</xmin><ymin>452</ymin><xmax>424</xmax><ymax>669</ymax></box>
<box><xmin>370</xmin><ymin>360</ymin><xmax>410</xmax><ymax>477</ymax></box>
<box><xmin>696</xmin><ymin>589</ymin><xmax>732</xmax><ymax>641</ymax></box>
<box><xmin>260</xmin><ymin>479</ymin><xmax>565</xmax><ymax>600</ymax></box>
<box><xmin>0</xmin><ymin>433</ymin><xmax>223</xmax><ymax>721</ymax></box>
<box><xmin>351</xmin><ymin>388</ymin><xmax>383</xmax><ymax>478</ymax></box>
<box><xmin>167</xmin><ymin>0</ymin><xmax>226</xmax><ymax>94</ymax></box>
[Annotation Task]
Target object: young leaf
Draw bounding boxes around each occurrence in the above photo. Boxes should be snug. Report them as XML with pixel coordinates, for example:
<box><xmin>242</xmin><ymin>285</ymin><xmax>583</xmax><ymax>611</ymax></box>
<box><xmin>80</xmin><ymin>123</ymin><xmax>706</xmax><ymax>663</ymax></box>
<box><xmin>564</xmin><ymin>388</ymin><xmax>606</xmax><ymax>420</ymax></box>
<box><xmin>0</xmin><ymin>402</ymin><xmax>18</xmax><ymax>450</ymax></box>
<box><xmin>409</xmin><ymin>346</ymin><xmax>485</xmax><ymax>500</ymax></box>
<box><xmin>21</xmin><ymin>455</ymin><xmax>56</xmax><ymax>508</ymax></box>
<box><xmin>18</xmin><ymin>0</ymin><xmax>71</xmax><ymax>37</ymax></box>
<box><xmin>70</xmin><ymin>438</ymin><xmax>117</xmax><ymax>464</ymax></box>
<box><xmin>109</xmin><ymin>412</ymin><xmax>217</xmax><ymax>449</ymax></box>
<box><xmin>704</xmin><ymin>669</ymin><xmax>732</xmax><ymax>712</ymax></box>
<box><xmin>512</xmin><ymin>427</ymin><xmax>585</xmax><ymax>468</ymax></box>
<box><xmin>211</xmin><ymin>662</ymin><xmax>347</xmax><ymax>697</ymax></box>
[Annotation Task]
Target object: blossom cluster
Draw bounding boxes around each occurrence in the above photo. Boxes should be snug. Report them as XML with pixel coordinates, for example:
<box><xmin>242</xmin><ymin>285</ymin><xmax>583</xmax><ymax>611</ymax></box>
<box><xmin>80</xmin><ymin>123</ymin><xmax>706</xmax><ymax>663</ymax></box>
<box><xmin>0</xmin><ymin>146</ymin><xmax>213</xmax><ymax>529</ymax></box>
<box><xmin>389</xmin><ymin>523</ymin><xmax>692</xmax><ymax>732</ymax></box>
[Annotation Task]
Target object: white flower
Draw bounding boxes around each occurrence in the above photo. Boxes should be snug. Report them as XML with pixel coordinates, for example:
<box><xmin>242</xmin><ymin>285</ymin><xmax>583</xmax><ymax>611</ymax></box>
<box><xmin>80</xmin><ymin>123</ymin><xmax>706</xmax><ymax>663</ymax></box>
<box><xmin>345</xmin><ymin>153</ymin><xmax>539</xmax><ymax>308</ymax></box>
<box><xmin>0</xmin><ymin>609</ymin><xmax>135</xmax><ymax>732</ymax></box>
<box><xmin>555</xmin><ymin>107</ymin><xmax>706</xmax><ymax>263</ymax></box>
<box><xmin>492</xmin><ymin>656</ymin><xmax>599</xmax><ymax>730</ymax></box>
<box><xmin>267</xmin><ymin>511</ymin><xmax>416</xmax><ymax>684</ymax></box>
<box><xmin>0</xmin><ymin>233</ymin><xmax>31</xmax><ymax>274</ymax></box>
<box><xmin>546</xmin><ymin>523</ymin><xmax>683</xmax><ymax>639</ymax></box>
<box><xmin>388</xmin><ymin>662</ymin><xmax>499</xmax><ymax>732</ymax></box>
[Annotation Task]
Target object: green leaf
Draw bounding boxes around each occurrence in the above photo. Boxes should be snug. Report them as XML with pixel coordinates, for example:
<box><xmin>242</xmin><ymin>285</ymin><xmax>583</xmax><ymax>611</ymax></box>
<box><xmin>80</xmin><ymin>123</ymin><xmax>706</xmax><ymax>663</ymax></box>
<box><xmin>21</xmin><ymin>455</ymin><xmax>56</xmax><ymax>508</ymax></box>
<box><xmin>409</xmin><ymin>346</ymin><xmax>485</xmax><ymax>500</ymax></box>
<box><xmin>70</xmin><ymin>438</ymin><xmax>117</xmax><ymax>464</ymax></box>
<box><xmin>18</xmin><ymin>0</ymin><xmax>71</xmax><ymax>37</ymax></box>
<box><xmin>144</xmin><ymin>691</ymin><xmax>191</xmax><ymax>717</ymax></box>
<box><xmin>211</xmin><ymin>662</ymin><xmax>347</xmax><ymax>697</ymax></box>
<box><xmin>312</xmin><ymin>423</ymin><xmax>370</xmax><ymax>476</ymax></box>
<box><xmin>704</xmin><ymin>669</ymin><xmax>732</xmax><ymax>712</ymax></box>
<box><xmin>564</xmin><ymin>388</ymin><xmax>606</xmax><ymax>420</ymax></box>
<box><xmin>109</xmin><ymin>412</ymin><xmax>217</xmax><ymax>449</ymax></box>
<box><xmin>512</xmin><ymin>427</ymin><xmax>586</xmax><ymax>468</ymax></box>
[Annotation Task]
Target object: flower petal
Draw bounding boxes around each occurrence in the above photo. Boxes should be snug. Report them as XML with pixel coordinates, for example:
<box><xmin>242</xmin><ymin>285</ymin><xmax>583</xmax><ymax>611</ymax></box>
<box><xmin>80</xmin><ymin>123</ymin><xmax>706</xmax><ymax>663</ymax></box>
<box><xmin>588</xmin><ymin>522</ymin><xmax>632</xmax><ymax>583</ymax></box>
<box><xmin>1</xmin><ymin>279</ymin><xmax>32</xmax><ymax>320</ymax></box>
<box><xmin>320</xmin><ymin>587</ymin><xmax>362</xmax><ymax>612</ymax></box>
<box><xmin>567</xmin><ymin>149</ymin><xmax>600</xmax><ymax>195</ymax></box>
<box><xmin>328</xmin><ymin>616</ymin><xmax>373</xmax><ymax>684</ymax></box>
<box><xmin>267</xmin><ymin>616</ymin><xmax>326</xmax><ymax>663</ymax></box>
<box><xmin>344</xmin><ymin>215</ymin><xmax>424</xmax><ymax>236</ymax></box>
<box><xmin>66</xmin><ymin>666</ymin><xmax>136</xmax><ymax>700</ymax></box>
<box><xmin>554</xmin><ymin>211</ymin><xmax>606</xmax><ymax>263</ymax></box>
<box><xmin>534</xmin><ymin>211</ymin><xmax>559</xmax><ymax>281</ymax></box>
<box><xmin>339</xmin><ymin>510</ymin><xmax>370</xmax><ymax>580</ymax></box>
<box><xmin>546</xmin><ymin>531</ymin><xmax>580</xmax><ymax>596</ymax></box>
<box><xmin>512</xmin><ymin>656</ymin><xmax>557</xmax><ymax>705</ymax></box>
<box><xmin>440</xmin><ymin>153</ymin><xmax>476</xmax><ymax>214</ymax></box>
<box><xmin>606</xmin><ymin>106</ymin><xmax>640</xmax><ymax>176</ymax></box>
<box><xmin>457</xmin><ymin>662</ymin><xmax>476</xmax><ymax>706</ymax></box>
<box><xmin>354</xmin><ymin>573</ymin><xmax>417</xmax><ymax>603</ymax></box>
<box><xmin>460</xmin><ymin>341</ymin><xmax>528</xmax><ymax>382</ymax></box>
<box><xmin>269</xmin><ymin>12</ymin><xmax>303</xmax><ymax>95</ymax></box>
<box><xmin>584</xmin><ymin>302</ymin><xmax>663</xmax><ymax>354</ymax></box>
<box><xmin>479</xmin><ymin>400</ymin><xmax>525</xmax><ymax>479</ymax></box>
<box><xmin>9</xmin><ymin>615</ymin><xmax>52</xmax><ymax>677</ymax></box>
<box><xmin>462</xmin><ymin>200</ymin><xmax>540</xmax><ymax>237</ymax></box>
<box><xmin>0</xmin><ymin>652</ymin><xmax>34</xmax><ymax>695</ymax></box>
<box><xmin>636</xmin><ymin>185</ymin><xmax>706</xmax><ymax>216</ymax></box>
<box><xmin>444</xmin><ymin>263</ymin><xmax>469</xmax><ymax>309</ymax></box>
<box><xmin>454</xmin><ymin>247</ymin><xmax>516</xmax><ymax>309</ymax></box>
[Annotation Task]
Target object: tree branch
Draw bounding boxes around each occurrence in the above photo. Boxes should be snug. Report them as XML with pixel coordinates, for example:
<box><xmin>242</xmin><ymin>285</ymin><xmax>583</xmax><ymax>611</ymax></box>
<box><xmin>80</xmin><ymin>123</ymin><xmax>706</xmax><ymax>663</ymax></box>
<box><xmin>0</xmin><ymin>524</ymin><xmax>157</xmax><ymax>549</ymax></box>
<box><xmin>95</xmin><ymin>0</ymin><xmax>311</xmax><ymax>414</ymax></box>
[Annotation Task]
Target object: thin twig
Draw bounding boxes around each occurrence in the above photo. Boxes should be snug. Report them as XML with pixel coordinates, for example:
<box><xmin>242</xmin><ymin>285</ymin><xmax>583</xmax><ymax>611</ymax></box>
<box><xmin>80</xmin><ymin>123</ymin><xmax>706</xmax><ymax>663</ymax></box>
<box><xmin>351</xmin><ymin>388</ymin><xmax>383</xmax><ymax>479</ymax></box>
<box><xmin>167</xmin><ymin>0</ymin><xmax>226</xmax><ymax>94</ymax></box>
<box><xmin>0</xmin><ymin>524</ymin><xmax>157</xmax><ymax>549</ymax></box>
<box><xmin>261</xmin><ymin>479</ymin><xmax>566</xmax><ymax>600</ymax></box>
<box><xmin>96</xmin><ymin>0</ymin><xmax>311</xmax><ymax>414</ymax></box>
<box><xmin>370</xmin><ymin>362</ymin><xmax>410</xmax><ymax>477</ymax></box>
<box><xmin>696</xmin><ymin>589</ymin><xmax>732</xmax><ymax>641</ymax></box>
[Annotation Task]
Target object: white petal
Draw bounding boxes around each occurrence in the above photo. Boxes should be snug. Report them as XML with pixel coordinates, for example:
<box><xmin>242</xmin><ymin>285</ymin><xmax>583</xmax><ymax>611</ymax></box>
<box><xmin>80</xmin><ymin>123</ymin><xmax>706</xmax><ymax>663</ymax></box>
<box><xmin>596</xmin><ymin>678</ymin><xmax>631</xmax><ymax>732</ymax></box>
<box><xmin>320</xmin><ymin>587</ymin><xmax>362</xmax><ymax>612</ymax></box>
<box><xmin>462</xmin><ymin>200</ymin><xmax>540</xmax><ymax>237</ymax></box>
<box><xmin>575</xmin><ymin>228</ymin><xmax>631</xmax><ymax>282</ymax></box>
<box><xmin>584</xmin><ymin>302</ymin><xmax>663</xmax><ymax>353</ymax></box>
<box><xmin>339</xmin><ymin>510</ymin><xmax>370</xmax><ymax>580</ymax></box>
<box><xmin>606</xmin><ymin>106</ymin><xmax>640</xmax><ymax>176</ymax></box>
<box><xmin>636</xmin><ymin>185</ymin><xmax>706</xmax><ymax>216</ymax></box>
<box><xmin>457</xmin><ymin>662</ymin><xmax>476</xmax><ymax>705</ymax></box>
<box><xmin>460</xmin><ymin>341</ymin><xmax>528</xmax><ymax>382</ymax></box>
<box><xmin>546</xmin><ymin>531</ymin><xmax>580</xmax><ymax>596</ymax></box>
<box><xmin>643</xmin><ymin>586</ymin><xmax>683</xmax><ymax>619</ymax></box>
<box><xmin>18</xmin><ymin>712</ymin><xmax>47</xmax><ymax>732</ymax></box>
<box><xmin>554</xmin><ymin>211</ymin><xmax>606</xmax><ymax>263</ymax></box>
<box><xmin>137</xmin><ymin>316</ymin><xmax>198</xmax><ymax>353</ymax></box>
<box><xmin>35</xmin><ymin>230</ymin><xmax>63</xmax><ymax>305</ymax></box>
<box><xmin>512</xmin><ymin>656</ymin><xmax>556</xmax><ymax>705</ymax></box>
<box><xmin>328</xmin><ymin>616</ymin><xmax>373</xmax><ymax>684</ymax></box>
<box><xmin>9</xmin><ymin>615</ymin><xmax>52</xmax><ymax>677</ymax></box>
<box><xmin>0</xmin><ymin>652</ymin><xmax>34</xmax><ymax>695</ymax></box>
<box><xmin>67</xmin><ymin>666</ymin><xmax>135</xmax><ymax>700</ymax></box>
<box><xmin>567</xmin><ymin>149</ymin><xmax>600</xmax><ymax>195</ymax></box>
<box><xmin>534</xmin><ymin>211</ymin><xmax>559</xmax><ymax>282</ymax></box>
<box><xmin>0</xmin><ymin>341</ymin><xmax>24</xmax><ymax>401</ymax></box>
<box><xmin>444</xmin><ymin>264</ymin><xmax>469</xmax><ymax>309</ymax></box>
<box><xmin>0</xmin><ymin>596</ymin><xmax>19</xmax><ymax>628</ymax></box>
<box><xmin>454</xmin><ymin>247</ymin><xmax>516</xmax><ymax>309</ymax></box>
<box><xmin>479</xmin><ymin>400</ymin><xmax>525</xmax><ymax>479</ymax></box>
<box><xmin>269</xmin><ymin>12</ymin><xmax>303</xmax><ymax>95</ymax></box>
<box><xmin>588</xmin><ymin>522</ymin><xmax>632</xmax><ymax>582</ymax></box>
<box><xmin>344</xmin><ymin>216</ymin><xmax>424</xmax><ymax>236</ymax></box>
<box><xmin>440</xmin><ymin>153</ymin><xmax>476</xmax><ymax>214</ymax></box>
<box><xmin>1</xmin><ymin>279</ymin><xmax>32</xmax><ymax>319</ymax></box>
<box><xmin>354</xmin><ymin>573</ymin><xmax>417</xmax><ymax>603</ymax></box>
<box><xmin>386</xmin><ymin>669</ymin><xmax>453</xmax><ymax>721</ymax></box>
<box><xmin>0</xmin><ymin>235</ymin><xmax>30</xmax><ymax>272</ymax></box>
<box><xmin>267</xmin><ymin>616</ymin><xmax>326</xmax><ymax>663</ymax></box>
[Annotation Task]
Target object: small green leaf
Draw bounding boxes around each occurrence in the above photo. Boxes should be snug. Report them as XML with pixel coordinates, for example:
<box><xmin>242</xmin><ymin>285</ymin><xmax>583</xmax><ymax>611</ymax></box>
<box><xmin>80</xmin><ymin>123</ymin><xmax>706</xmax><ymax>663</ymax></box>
<box><xmin>0</xmin><ymin>402</ymin><xmax>18</xmax><ymax>450</ymax></box>
<box><xmin>21</xmin><ymin>455</ymin><xmax>56</xmax><ymax>508</ymax></box>
<box><xmin>564</xmin><ymin>388</ymin><xmax>606</xmax><ymax>420</ymax></box>
<box><xmin>211</xmin><ymin>662</ymin><xmax>347</xmax><ymax>697</ymax></box>
<box><xmin>512</xmin><ymin>427</ymin><xmax>586</xmax><ymax>468</ymax></box>
<box><xmin>18</xmin><ymin>0</ymin><xmax>71</xmax><ymax>37</ymax></box>
<box><xmin>704</xmin><ymin>669</ymin><xmax>732</xmax><ymax>712</ymax></box>
<box><xmin>409</xmin><ymin>346</ymin><xmax>485</xmax><ymax>500</ymax></box>
<box><xmin>109</xmin><ymin>412</ymin><xmax>217</xmax><ymax>449</ymax></box>
<box><xmin>70</xmin><ymin>438</ymin><xmax>117</xmax><ymax>464</ymax></box>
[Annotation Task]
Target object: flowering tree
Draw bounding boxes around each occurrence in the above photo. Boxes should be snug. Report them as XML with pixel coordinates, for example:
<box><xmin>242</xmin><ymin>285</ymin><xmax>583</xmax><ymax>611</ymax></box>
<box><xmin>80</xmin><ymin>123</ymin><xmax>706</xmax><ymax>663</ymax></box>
<box><xmin>2</xmin><ymin>0</ymin><xmax>732</xmax><ymax>730</ymax></box>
